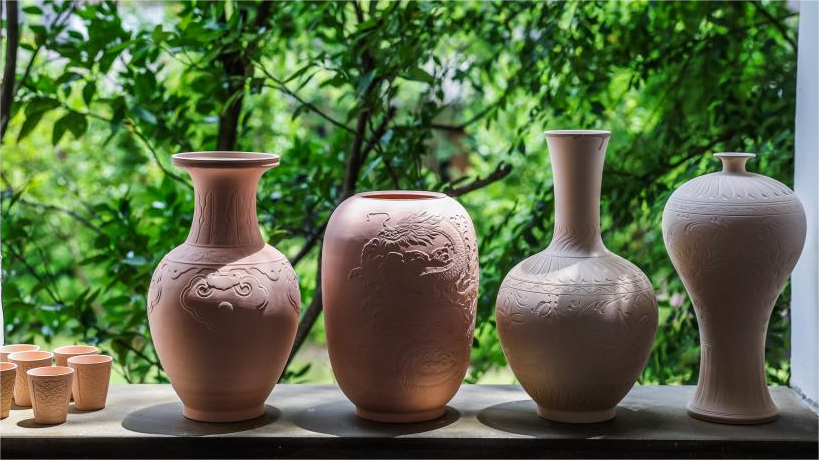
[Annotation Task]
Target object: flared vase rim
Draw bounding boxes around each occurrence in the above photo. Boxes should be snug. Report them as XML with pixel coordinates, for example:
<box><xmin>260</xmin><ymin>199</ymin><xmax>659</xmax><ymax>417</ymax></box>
<box><xmin>544</xmin><ymin>129</ymin><xmax>611</xmax><ymax>137</ymax></box>
<box><xmin>356</xmin><ymin>190</ymin><xmax>448</xmax><ymax>200</ymax></box>
<box><xmin>172</xmin><ymin>151</ymin><xmax>280</xmax><ymax>169</ymax></box>
<box><xmin>714</xmin><ymin>152</ymin><xmax>756</xmax><ymax>158</ymax></box>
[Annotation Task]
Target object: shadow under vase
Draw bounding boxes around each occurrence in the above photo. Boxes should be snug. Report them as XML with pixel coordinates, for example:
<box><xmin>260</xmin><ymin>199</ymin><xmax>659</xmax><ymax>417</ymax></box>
<box><xmin>477</xmin><ymin>399</ymin><xmax>665</xmax><ymax>438</ymax></box>
<box><xmin>294</xmin><ymin>399</ymin><xmax>460</xmax><ymax>437</ymax></box>
<box><xmin>121</xmin><ymin>402</ymin><xmax>280</xmax><ymax>436</ymax></box>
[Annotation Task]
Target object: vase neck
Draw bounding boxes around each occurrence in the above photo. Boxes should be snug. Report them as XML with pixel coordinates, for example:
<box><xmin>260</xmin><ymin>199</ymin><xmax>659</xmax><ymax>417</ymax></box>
<box><xmin>185</xmin><ymin>168</ymin><xmax>266</xmax><ymax>247</ymax></box>
<box><xmin>715</xmin><ymin>152</ymin><xmax>755</xmax><ymax>174</ymax></box>
<box><xmin>544</xmin><ymin>131</ymin><xmax>609</xmax><ymax>257</ymax></box>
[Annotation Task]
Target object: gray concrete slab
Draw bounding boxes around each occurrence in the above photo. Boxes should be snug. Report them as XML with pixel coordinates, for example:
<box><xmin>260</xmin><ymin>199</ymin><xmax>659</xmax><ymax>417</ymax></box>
<box><xmin>0</xmin><ymin>384</ymin><xmax>815</xmax><ymax>458</ymax></box>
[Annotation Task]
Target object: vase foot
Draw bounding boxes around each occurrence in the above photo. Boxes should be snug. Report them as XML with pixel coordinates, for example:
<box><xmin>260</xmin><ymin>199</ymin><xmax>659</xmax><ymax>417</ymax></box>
<box><xmin>536</xmin><ymin>405</ymin><xmax>616</xmax><ymax>423</ymax></box>
<box><xmin>355</xmin><ymin>406</ymin><xmax>446</xmax><ymax>423</ymax></box>
<box><xmin>183</xmin><ymin>404</ymin><xmax>265</xmax><ymax>423</ymax></box>
<box><xmin>686</xmin><ymin>403</ymin><xmax>777</xmax><ymax>425</ymax></box>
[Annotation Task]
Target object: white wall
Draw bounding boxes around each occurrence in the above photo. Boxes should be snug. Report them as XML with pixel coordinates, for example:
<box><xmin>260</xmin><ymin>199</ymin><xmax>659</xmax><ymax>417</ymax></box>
<box><xmin>791</xmin><ymin>0</ymin><xmax>819</xmax><ymax>410</ymax></box>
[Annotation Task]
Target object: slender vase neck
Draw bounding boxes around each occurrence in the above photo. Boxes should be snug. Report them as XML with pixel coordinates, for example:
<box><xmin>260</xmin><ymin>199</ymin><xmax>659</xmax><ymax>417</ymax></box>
<box><xmin>545</xmin><ymin>132</ymin><xmax>609</xmax><ymax>257</ymax></box>
<box><xmin>185</xmin><ymin>168</ymin><xmax>265</xmax><ymax>248</ymax></box>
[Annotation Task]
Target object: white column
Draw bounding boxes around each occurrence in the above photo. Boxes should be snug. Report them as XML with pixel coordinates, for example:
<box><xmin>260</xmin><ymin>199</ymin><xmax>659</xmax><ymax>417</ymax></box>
<box><xmin>791</xmin><ymin>0</ymin><xmax>819</xmax><ymax>410</ymax></box>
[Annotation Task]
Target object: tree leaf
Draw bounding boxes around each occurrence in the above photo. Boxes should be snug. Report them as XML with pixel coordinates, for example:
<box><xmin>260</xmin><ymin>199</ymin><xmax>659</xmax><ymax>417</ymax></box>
<box><xmin>83</xmin><ymin>81</ymin><xmax>96</xmax><ymax>106</ymax></box>
<box><xmin>402</xmin><ymin>67</ymin><xmax>434</xmax><ymax>84</ymax></box>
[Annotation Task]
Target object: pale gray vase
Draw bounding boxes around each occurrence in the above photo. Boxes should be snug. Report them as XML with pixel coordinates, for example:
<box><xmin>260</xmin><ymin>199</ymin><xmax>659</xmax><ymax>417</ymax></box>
<box><xmin>662</xmin><ymin>152</ymin><xmax>806</xmax><ymax>424</ymax></box>
<box><xmin>496</xmin><ymin>130</ymin><xmax>658</xmax><ymax>424</ymax></box>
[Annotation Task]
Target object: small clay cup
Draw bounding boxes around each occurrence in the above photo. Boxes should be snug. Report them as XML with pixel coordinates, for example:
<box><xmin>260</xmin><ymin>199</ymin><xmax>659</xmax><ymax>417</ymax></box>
<box><xmin>53</xmin><ymin>345</ymin><xmax>99</xmax><ymax>367</ymax></box>
<box><xmin>1</xmin><ymin>362</ymin><xmax>17</xmax><ymax>418</ymax></box>
<box><xmin>8</xmin><ymin>351</ymin><xmax>53</xmax><ymax>407</ymax></box>
<box><xmin>27</xmin><ymin>366</ymin><xmax>74</xmax><ymax>425</ymax></box>
<box><xmin>54</xmin><ymin>345</ymin><xmax>98</xmax><ymax>400</ymax></box>
<box><xmin>1</xmin><ymin>344</ymin><xmax>40</xmax><ymax>362</ymax></box>
<box><xmin>68</xmin><ymin>354</ymin><xmax>113</xmax><ymax>411</ymax></box>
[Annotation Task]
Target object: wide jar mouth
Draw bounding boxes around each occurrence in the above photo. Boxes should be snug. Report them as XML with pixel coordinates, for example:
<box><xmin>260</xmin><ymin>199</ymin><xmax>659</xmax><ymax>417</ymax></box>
<box><xmin>172</xmin><ymin>151</ymin><xmax>280</xmax><ymax>169</ymax></box>
<box><xmin>358</xmin><ymin>191</ymin><xmax>447</xmax><ymax>200</ymax></box>
<box><xmin>545</xmin><ymin>129</ymin><xmax>611</xmax><ymax>137</ymax></box>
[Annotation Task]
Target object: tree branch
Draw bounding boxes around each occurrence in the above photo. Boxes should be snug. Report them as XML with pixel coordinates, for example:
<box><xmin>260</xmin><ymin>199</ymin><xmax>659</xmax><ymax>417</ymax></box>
<box><xmin>257</xmin><ymin>75</ymin><xmax>353</xmax><ymax>133</ymax></box>
<box><xmin>284</xmin><ymin>3</ymin><xmax>383</xmax><ymax>371</ymax></box>
<box><xmin>6</xmin><ymin>244</ymin><xmax>65</xmax><ymax>307</ymax></box>
<box><xmin>16</xmin><ymin>3</ymin><xmax>75</xmax><ymax>98</ymax></box>
<box><xmin>216</xmin><ymin>2</ymin><xmax>273</xmax><ymax>150</ymax></box>
<box><xmin>444</xmin><ymin>162</ymin><xmax>513</xmax><ymax>197</ymax></box>
<box><xmin>1</xmin><ymin>0</ymin><xmax>20</xmax><ymax>141</ymax></box>
<box><xmin>751</xmin><ymin>1</ymin><xmax>797</xmax><ymax>53</ymax></box>
<box><xmin>360</xmin><ymin>106</ymin><xmax>395</xmax><ymax>161</ymax></box>
<box><xmin>126</xmin><ymin>121</ymin><xmax>191</xmax><ymax>187</ymax></box>
<box><xmin>290</xmin><ymin>219</ymin><xmax>328</xmax><ymax>267</ymax></box>
<box><xmin>13</xmin><ymin>196</ymin><xmax>102</xmax><ymax>234</ymax></box>
<box><xmin>417</xmin><ymin>84</ymin><xmax>515</xmax><ymax>133</ymax></box>
<box><xmin>282</xmin><ymin>250</ymin><xmax>322</xmax><ymax>376</ymax></box>
<box><xmin>341</xmin><ymin>108</ymin><xmax>372</xmax><ymax>199</ymax></box>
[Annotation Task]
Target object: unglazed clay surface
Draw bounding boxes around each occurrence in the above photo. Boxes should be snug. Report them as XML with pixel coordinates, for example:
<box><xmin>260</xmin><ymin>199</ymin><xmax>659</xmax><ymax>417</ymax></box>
<box><xmin>69</xmin><ymin>355</ymin><xmax>113</xmax><ymax>411</ymax></box>
<box><xmin>323</xmin><ymin>191</ymin><xmax>479</xmax><ymax>423</ymax></box>
<box><xmin>8</xmin><ymin>351</ymin><xmax>53</xmax><ymax>407</ymax></box>
<box><xmin>0</xmin><ymin>344</ymin><xmax>39</xmax><ymax>363</ymax></box>
<box><xmin>27</xmin><ymin>367</ymin><xmax>73</xmax><ymax>425</ymax></box>
<box><xmin>1</xmin><ymin>362</ymin><xmax>16</xmax><ymax>418</ymax></box>
<box><xmin>662</xmin><ymin>152</ymin><xmax>806</xmax><ymax>425</ymax></box>
<box><xmin>496</xmin><ymin>131</ymin><xmax>657</xmax><ymax>423</ymax></box>
<box><xmin>147</xmin><ymin>152</ymin><xmax>300</xmax><ymax>423</ymax></box>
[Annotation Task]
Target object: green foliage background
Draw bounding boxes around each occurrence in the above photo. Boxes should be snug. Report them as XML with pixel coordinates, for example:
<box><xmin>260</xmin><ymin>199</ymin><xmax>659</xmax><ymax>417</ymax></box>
<box><xmin>1</xmin><ymin>1</ymin><xmax>797</xmax><ymax>385</ymax></box>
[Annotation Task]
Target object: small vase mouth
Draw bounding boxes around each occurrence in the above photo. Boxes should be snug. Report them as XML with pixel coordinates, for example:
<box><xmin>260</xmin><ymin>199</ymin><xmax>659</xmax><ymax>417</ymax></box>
<box><xmin>172</xmin><ymin>151</ymin><xmax>280</xmax><ymax>169</ymax></box>
<box><xmin>545</xmin><ymin>129</ymin><xmax>611</xmax><ymax>137</ymax></box>
<box><xmin>358</xmin><ymin>190</ymin><xmax>447</xmax><ymax>200</ymax></box>
<box><xmin>714</xmin><ymin>152</ymin><xmax>756</xmax><ymax>158</ymax></box>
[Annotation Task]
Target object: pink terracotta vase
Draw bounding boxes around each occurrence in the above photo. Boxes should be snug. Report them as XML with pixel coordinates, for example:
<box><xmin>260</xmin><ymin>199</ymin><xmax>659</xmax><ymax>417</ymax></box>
<box><xmin>323</xmin><ymin>191</ymin><xmax>479</xmax><ymax>423</ymax></box>
<box><xmin>662</xmin><ymin>152</ymin><xmax>806</xmax><ymax>424</ymax></box>
<box><xmin>495</xmin><ymin>130</ymin><xmax>658</xmax><ymax>423</ymax></box>
<box><xmin>148</xmin><ymin>152</ymin><xmax>300</xmax><ymax>422</ymax></box>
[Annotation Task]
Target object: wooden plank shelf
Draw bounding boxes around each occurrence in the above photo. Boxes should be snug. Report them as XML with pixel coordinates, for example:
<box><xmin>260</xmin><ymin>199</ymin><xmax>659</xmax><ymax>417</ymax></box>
<box><xmin>1</xmin><ymin>384</ymin><xmax>816</xmax><ymax>459</ymax></box>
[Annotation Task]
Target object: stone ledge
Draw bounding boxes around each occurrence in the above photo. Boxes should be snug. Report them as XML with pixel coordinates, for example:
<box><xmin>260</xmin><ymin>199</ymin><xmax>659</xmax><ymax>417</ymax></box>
<box><xmin>1</xmin><ymin>384</ymin><xmax>816</xmax><ymax>459</ymax></box>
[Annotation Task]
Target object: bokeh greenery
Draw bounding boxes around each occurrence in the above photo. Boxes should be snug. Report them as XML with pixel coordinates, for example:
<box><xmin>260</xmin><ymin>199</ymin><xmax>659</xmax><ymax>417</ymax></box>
<box><xmin>1</xmin><ymin>1</ymin><xmax>798</xmax><ymax>385</ymax></box>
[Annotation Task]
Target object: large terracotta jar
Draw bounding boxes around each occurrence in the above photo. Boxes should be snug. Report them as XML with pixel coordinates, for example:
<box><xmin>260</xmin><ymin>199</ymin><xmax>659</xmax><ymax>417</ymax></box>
<box><xmin>496</xmin><ymin>130</ymin><xmax>658</xmax><ymax>423</ymax></box>
<box><xmin>323</xmin><ymin>191</ymin><xmax>479</xmax><ymax>423</ymax></box>
<box><xmin>148</xmin><ymin>152</ymin><xmax>300</xmax><ymax>422</ymax></box>
<box><xmin>662</xmin><ymin>152</ymin><xmax>806</xmax><ymax>424</ymax></box>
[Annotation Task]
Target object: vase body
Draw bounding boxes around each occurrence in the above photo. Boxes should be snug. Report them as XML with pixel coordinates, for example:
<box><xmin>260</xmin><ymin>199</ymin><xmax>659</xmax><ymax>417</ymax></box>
<box><xmin>148</xmin><ymin>152</ymin><xmax>300</xmax><ymax>423</ymax></box>
<box><xmin>662</xmin><ymin>152</ymin><xmax>806</xmax><ymax>424</ymax></box>
<box><xmin>323</xmin><ymin>191</ymin><xmax>479</xmax><ymax>423</ymax></box>
<box><xmin>496</xmin><ymin>130</ymin><xmax>658</xmax><ymax>423</ymax></box>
